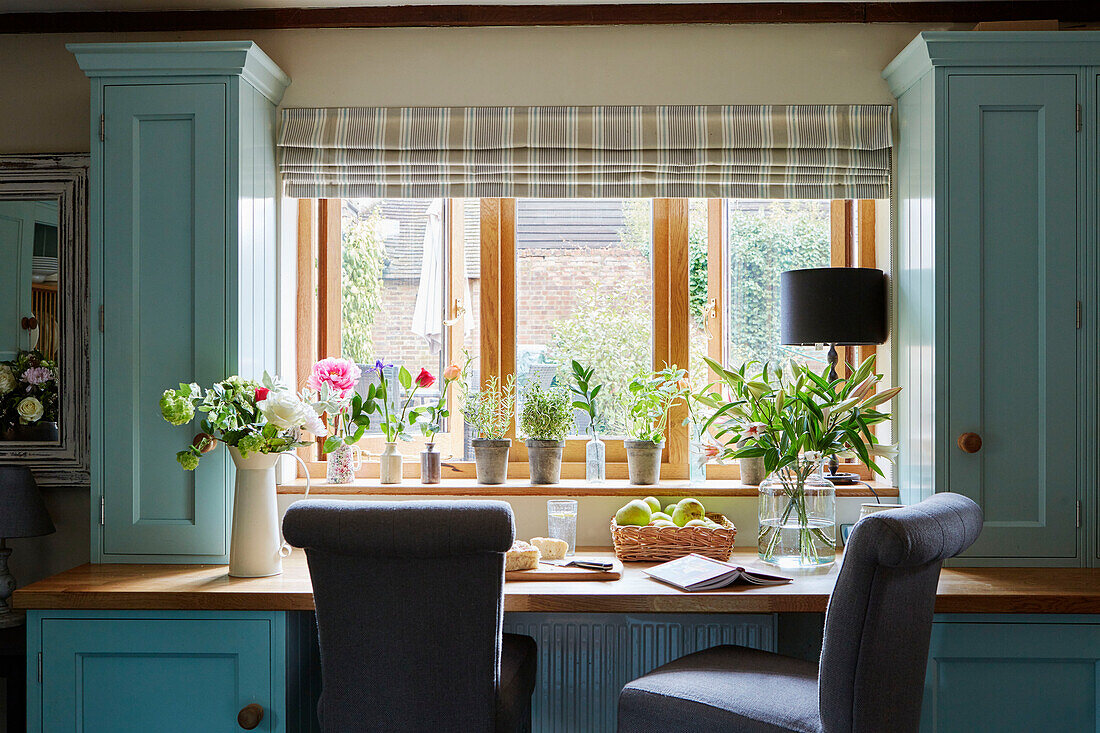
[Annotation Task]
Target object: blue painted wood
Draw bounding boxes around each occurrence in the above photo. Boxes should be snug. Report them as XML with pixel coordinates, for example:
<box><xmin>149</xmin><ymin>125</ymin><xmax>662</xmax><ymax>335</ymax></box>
<box><xmin>923</xmin><ymin>616</ymin><xmax>1100</xmax><ymax>733</ymax></box>
<box><xmin>945</xmin><ymin>74</ymin><xmax>1080</xmax><ymax>561</ymax></box>
<box><xmin>885</xmin><ymin>35</ymin><xmax>1089</xmax><ymax>566</ymax></box>
<box><xmin>101</xmin><ymin>82</ymin><xmax>231</xmax><ymax>558</ymax></box>
<box><xmin>26</xmin><ymin>610</ymin><xmax>286</xmax><ymax>733</ymax></box>
<box><xmin>70</xmin><ymin>42</ymin><xmax>290</xmax><ymax>563</ymax></box>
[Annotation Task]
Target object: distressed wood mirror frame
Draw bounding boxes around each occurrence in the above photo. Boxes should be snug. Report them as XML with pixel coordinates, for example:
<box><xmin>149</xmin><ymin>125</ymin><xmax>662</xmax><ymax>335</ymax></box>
<box><xmin>0</xmin><ymin>154</ymin><xmax>89</xmax><ymax>485</ymax></box>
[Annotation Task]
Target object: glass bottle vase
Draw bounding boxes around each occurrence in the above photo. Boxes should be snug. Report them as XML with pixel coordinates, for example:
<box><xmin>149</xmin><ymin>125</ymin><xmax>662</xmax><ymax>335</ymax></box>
<box><xmin>688</xmin><ymin>424</ymin><xmax>707</xmax><ymax>485</ymax></box>
<box><xmin>758</xmin><ymin>456</ymin><xmax>836</xmax><ymax>568</ymax></box>
<box><xmin>585</xmin><ymin>435</ymin><xmax>606</xmax><ymax>483</ymax></box>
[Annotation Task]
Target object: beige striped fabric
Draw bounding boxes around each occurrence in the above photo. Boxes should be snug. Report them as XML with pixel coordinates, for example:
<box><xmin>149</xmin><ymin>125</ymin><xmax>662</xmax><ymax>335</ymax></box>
<box><xmin>278</xmin><ymin>105</ymin><xmax>892</xmax><ymax>199</ymax></box>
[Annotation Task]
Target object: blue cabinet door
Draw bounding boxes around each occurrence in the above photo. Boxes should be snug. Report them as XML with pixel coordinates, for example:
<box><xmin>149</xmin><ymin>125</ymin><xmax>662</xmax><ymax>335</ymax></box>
<box><xmin>100</xmin><ymin>83</ymin><xmax>230</xmax><ymax>558</ymax></box>
<box><xmin>945</xmin><ymin>74</ymin><xmax>1080</xmax><ymax>561</ymax></box>
<box><xmin>923</xmin><ymin>617</ymin><xmax>1100</xmax><ymax>732</ymax></box>
<box><xmin>31</xmin><ymin>612</ymin><xmax>283</xmax><ymax>733</ymax></box>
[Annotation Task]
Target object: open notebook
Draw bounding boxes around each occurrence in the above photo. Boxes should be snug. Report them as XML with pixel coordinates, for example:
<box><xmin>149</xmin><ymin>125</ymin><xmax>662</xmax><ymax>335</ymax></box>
<box><xmin>644</xmin><ymin>553</ymin><xmax>792</xmax><ymax>591</ymax></box>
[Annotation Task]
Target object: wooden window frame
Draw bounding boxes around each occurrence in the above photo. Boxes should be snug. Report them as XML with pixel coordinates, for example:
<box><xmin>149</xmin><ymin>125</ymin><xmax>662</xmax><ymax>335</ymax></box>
<box><xmin>295</xmin><ymin>196</ymin><xmax>879</xmax><ymax>482</ymax></box>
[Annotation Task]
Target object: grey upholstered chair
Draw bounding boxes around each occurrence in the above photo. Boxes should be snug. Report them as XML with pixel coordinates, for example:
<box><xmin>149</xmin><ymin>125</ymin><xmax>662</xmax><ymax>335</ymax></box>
<box><xmin>617</xmin><ymin>492</ymin><xmax>982</xmax><ymax>733</ymax></box>
<box><xmin>283</xmin><ymin>499</ymin><xmax>537</xmax><ymax>733</ymax></box>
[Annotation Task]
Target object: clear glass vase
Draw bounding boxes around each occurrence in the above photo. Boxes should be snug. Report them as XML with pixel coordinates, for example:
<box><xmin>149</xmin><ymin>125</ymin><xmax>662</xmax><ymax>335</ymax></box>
<box><xmin>688</xmin><ymin>425</ymin><xmax>707</xmax><ymax>485</ymax></box>
<box><xmin>758</xmin><ymin>456</ymin><xmax>836</xmax><ymax>568</ymax></box>
<box><xmin>585</xmin><ymin>435</ymin><xmax>606</xmax><ymax>483</ymax></box>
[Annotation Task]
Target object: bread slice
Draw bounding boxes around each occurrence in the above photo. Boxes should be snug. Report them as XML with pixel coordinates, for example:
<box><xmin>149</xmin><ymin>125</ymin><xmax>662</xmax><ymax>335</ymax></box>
<box><xmin>505</xmin><ymin>540</ymin><xmax>541</xmax><ymax>571</ymax></box>
<box><xmin>530</xmin><ymin>537</ymin><xmax>567</xmax><ymax>560</ymax></box>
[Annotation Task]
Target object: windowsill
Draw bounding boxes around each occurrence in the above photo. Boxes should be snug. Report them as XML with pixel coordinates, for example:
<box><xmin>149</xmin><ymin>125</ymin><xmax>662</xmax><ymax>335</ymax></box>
<box><xmin>277</xmin><ymin>477</ymin><xmax>898</xmax><ymax>498</ymax></box>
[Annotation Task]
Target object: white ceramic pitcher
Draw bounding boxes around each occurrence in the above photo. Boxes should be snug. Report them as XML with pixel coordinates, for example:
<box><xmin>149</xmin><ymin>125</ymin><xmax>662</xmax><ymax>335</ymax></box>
<box><xmin>228</xmin><ymin>447</ymin><xmax>310</xmax><ymax>578</ymax></box>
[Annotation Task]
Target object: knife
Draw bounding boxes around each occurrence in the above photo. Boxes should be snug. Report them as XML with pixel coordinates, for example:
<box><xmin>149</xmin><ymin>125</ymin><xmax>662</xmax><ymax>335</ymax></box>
<box><xmin>540</xmin><ymin>559</ymin><xmax>614</xmax><ymax>571</ymax></box>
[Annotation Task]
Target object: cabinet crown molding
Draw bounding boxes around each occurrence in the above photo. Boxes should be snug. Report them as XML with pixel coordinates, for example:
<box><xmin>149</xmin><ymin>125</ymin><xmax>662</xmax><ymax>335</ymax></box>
<box><xmin>67</xmin><ymin>40</ymin><xmax>290</xmax><ymax>104</ymax></box>
<box><xmin>884</xmin><ymin>31</ymin><xmax>1100</xmax><ymax>97</ymax></box>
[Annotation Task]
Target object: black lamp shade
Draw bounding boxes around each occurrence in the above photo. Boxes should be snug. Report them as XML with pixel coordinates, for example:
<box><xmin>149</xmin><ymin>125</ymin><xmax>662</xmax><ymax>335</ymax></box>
<box><xmin>0</xmin><ymin>465</ymin><xmax>55</xmax><ymax>539</ymax></box>
<box><xmin>780</xmin><ymin>268</ymin><xmax>887</xmax><ymax>346</ymax></box>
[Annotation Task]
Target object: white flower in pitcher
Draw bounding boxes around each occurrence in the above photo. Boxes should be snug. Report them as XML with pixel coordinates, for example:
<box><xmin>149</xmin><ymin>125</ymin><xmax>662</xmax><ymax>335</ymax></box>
<box><xmin>262</xmin><ymin>391</ymin><xmax>309</xmax><ymax>430</ymax></box>
<box><xmin>16</xmin><ymin>396</ymin><xmax>43</xmax><ymax>424</ymax></box>
<box><xmin>0</xmin><ymin>365</ymin><xmax>15</xmax><ymax>395</ymax></box>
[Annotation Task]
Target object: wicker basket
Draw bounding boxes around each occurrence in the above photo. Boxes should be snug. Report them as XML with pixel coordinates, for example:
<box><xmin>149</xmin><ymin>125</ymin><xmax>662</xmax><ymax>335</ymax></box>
<box><xmin>610</xmin><ymin>512</ymin><xmax>737</xmax><ymax>562</ymax></box>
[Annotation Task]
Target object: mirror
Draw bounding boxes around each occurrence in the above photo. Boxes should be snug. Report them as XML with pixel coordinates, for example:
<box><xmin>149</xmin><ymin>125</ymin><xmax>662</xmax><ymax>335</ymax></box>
<box><xmin>0</xmin><ymin>155</ymin><xmax>88</xmax><ymax>484</ymax></box>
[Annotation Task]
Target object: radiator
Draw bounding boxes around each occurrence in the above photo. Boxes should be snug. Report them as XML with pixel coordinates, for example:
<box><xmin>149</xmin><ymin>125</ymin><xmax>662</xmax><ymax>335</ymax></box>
<box><xmin>502</xmin><ymin>613</ymin><xmax>777</xmax><ymax>733</ymax></box>
<box><xmin>287</xmin><ymin>611</ymin><xmax>777</xmax><ymax>733</ymax></box>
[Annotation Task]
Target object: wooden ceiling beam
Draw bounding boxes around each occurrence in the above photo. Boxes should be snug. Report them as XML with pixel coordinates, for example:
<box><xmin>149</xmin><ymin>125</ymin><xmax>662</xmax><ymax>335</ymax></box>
<box><xmin>1</xmin><ymin>1</ymin><xmax>1097</xmax><ymax>34</ymax></box>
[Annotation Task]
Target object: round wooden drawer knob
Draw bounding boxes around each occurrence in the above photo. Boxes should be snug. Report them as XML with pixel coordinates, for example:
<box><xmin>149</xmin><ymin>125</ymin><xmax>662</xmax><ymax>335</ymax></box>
<box><xmin>957</xmin><ymin>432</ymin><xmax>983</xmax><ymax>454</ymax></box>
<box><xmin>238</xmin><ymin>703</ymin><xmax>264</xmax><ymax>730</ymax></box>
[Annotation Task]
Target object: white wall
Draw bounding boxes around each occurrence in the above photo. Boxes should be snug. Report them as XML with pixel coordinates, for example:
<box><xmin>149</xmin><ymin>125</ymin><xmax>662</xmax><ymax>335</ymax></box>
<box><xmin>1</xmin><ymin>21</ymin><xmax>952</xmax><ymax>586</ymax></box>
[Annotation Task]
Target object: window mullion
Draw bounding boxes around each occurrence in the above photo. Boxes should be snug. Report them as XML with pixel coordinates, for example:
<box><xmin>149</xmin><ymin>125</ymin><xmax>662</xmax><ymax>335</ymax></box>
<box><xmin>296</xmin><ymin>198</ymin><xmax>320</xmax><ymax>468</ymax></box>
<box><xmin>705</xmin><ymin>198</ymin><xmax>725</xmax><ymax>383</ymax></box>
<box><xmin>653</xmin><ymin>199</ymin><xmax>690</xmax><ymax>476</ymax></box>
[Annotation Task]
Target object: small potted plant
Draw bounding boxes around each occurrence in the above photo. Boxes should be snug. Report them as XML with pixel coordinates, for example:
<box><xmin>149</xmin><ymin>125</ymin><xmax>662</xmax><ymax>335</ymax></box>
<box><xmin>569</xmin><ymin>360</ymin><xmax>605</xmax><ymax>483</ymax></box>
<box><xmin>0</xmin><ymin>350</ymin><xmax>60</xmax><ymax>441</ymax></box>
<box><xmin>462</xmin><ymin>365</ymin><xmax>517</xmax><ymax>485</ymax></box>
<box><xmin>416</xmin><ymin>364</ymin><xmax>461</xmax><ymax>484</ymax></box>
<box><xmin>621</xmin><ymin>366</ymin><xmax>687</xmax><ymax>485</ymax></box>
<box><xmin>518</xmin><ymin>381</ymin><xmax>573</xmax><ymax>485</ymax></box>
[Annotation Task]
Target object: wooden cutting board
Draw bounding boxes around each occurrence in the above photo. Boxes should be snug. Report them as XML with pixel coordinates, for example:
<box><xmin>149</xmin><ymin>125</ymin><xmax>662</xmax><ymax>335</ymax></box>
<box><xmin>506</xmin><ymin>558</ymin><xmax>623</xmax><ymax>581</ymax></box>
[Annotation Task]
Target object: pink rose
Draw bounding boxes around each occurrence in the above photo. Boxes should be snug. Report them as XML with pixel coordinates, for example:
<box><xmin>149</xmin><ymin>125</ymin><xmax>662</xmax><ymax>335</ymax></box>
<box><xmin>308</xmin><ymin>358</ymin><xmax>362</xmax><ymax>399</ymax></box>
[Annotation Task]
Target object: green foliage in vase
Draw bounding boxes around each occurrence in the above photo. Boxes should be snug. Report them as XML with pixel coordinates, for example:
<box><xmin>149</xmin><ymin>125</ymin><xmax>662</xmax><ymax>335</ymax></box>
<box><xmin>568</xmin><ymin>360</ymin><xmax>602</xmax><ymax>438</ymax></box>
<box><xmin>701</xmin><ymin>354</ymin><xmax>901</xmax><ymax>476</ymax></box>
<box><xmin>518</xmin><ymin>381</ymin><xmax>574</xmax><ymax>441</ymax></box>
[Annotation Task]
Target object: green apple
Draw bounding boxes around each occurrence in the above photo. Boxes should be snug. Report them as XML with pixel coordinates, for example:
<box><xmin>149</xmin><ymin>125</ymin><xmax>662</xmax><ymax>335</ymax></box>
<box><xmin>651</xmin><ymin>519</ymin><xmax>677</xmax><ymax>528</ymax></box>
<box><xmin>649</xmin><ymin>512</ymin><xmax>673</xmax><ymax>524</ymax></box>
<box><xmin>643</xmin><ymin>496</ymin><xmax>662</xmax><ymax>514</ymax></box>
<box><xmin>672</xmin><ymin>498</ymin><xmax>706</xmax><ymax>526</ymax></box>
<box><xmin>684</xmin><ymin>519</ymin><xmax>711</xmax><ymax>528</ymax></box>
<box><xmin>615</xmin><ymin>499</ymin><xmax>652</xmax><ymax>527</ymax></box>
<box><xmin>664</xmin><ymin>503</ymin><xmax>678</xmax><ymax>516</ymax></box>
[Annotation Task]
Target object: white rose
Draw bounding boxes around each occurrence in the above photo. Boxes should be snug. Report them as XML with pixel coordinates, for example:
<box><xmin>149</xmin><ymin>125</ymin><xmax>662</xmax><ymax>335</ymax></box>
<box><xmin>17</xmin><ymin>396</ymin><xmax>44</xmax><ymax>424</ymax></box>
<box><xmin>0</xmin><ymin>366</ymin><xmax>15</xmax><ymax>395</ymax></box>
<box><xmin>262</xmin><ymin>391</ymin><xmax>308</xmax><ymax>430</ymax></box>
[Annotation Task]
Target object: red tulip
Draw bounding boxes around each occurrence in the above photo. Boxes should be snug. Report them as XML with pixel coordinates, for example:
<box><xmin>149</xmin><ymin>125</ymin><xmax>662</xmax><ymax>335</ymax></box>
<box><xmin>415</xmin><ymin>368</ymin><xmax>436</xmax><ymax>389</ymax></box>
<box><xmin>255</xmin><ymin>387</ymin><xmax>270</xmax><ymax>402</ymax></box>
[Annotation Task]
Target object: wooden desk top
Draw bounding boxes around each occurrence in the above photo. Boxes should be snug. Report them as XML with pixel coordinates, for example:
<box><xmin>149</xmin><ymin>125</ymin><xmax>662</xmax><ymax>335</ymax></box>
<box><xmin>14</xmin><ymin>549</ymin><xmax>1100</xmax><ymax>615</ymax></box>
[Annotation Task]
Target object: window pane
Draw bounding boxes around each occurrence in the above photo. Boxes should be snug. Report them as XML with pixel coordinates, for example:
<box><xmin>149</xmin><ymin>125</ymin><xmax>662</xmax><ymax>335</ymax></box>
<box><xmin>515</xmin><ymin>199</ymin><xmax>653</xmax><ymax>438</ymax></box>
<box><xmin>688</xmin><ymin>199</ymin><xmax>710</xmax><ymax>390</ymax></box>
<box><xmin>340</xmin><ymin>198</ymin><xmax>447</xmax><ymax>436</ymax></box>
<box><xmin>725</xmin><ymin>199</ymin><xmax>831</xmax><ymax>372</ymax></box>
<box><xmin>459</xmin><ymin>198</ymin><xmax>481</xmax><ymax>460</ymax></box>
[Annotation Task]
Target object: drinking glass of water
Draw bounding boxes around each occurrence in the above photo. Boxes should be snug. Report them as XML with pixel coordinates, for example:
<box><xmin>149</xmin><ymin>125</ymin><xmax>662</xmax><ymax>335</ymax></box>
<box><xmin>547</xmin><ymin>499</ymin><xmax>578</xmax><ymax>556</ymax></box>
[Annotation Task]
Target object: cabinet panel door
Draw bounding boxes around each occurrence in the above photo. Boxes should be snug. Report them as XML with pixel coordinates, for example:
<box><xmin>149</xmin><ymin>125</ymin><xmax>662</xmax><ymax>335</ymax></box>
<box><xmin>101</xmin><ymin>83</ymin><xmax>229</xmax><ymax>557</ymax></box>
<box><xmin>946</xmin><ymin>74</ymin><xmax>1079</xmax><ymax>560</ymax></box>
<box><xmin>40</xmin><ymin>616</ymin><xmax>274</xmax><ymax>732</ymax></box>
<box><xmin>922</xmin><ymin>621</ymin><xmax>1100</xmax><ymax>732</ymax></box>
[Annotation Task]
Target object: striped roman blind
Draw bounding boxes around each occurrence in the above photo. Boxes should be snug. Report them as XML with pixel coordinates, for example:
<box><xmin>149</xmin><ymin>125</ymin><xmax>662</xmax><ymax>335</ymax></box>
<box><xmin>278</xmin><ymin>105</ymin><xmax>892</xmax><ymax>199</ymax></box>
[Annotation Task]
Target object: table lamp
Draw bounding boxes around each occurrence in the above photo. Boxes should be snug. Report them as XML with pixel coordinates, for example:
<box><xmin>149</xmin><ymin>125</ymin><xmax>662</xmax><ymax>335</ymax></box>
<box><xmin>0</xmin><ymin>465</ymin><xmax>55</xmax><ymax>627</ymax></box>
<box><xmin>780</xmin><ymin>267</ymin><xmax>887</xmax><ymax>480</ymax></box>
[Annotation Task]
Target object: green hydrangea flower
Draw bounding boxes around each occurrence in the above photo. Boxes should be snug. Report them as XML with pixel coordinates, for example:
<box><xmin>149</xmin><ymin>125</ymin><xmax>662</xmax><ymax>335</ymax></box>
<box><xmin>176</xmin><ymin>449</ymin><xmax>200</xmax><ymax>471</ymax></box>
<box><xmin>160</xmin><ymin>390</ymin><xmax>195</xmax><ymax>426</ymax></box>
<box><xmin>237</xmin><ymin>432</ymin><xmax>265</xmax><ymax>457</ymax></box>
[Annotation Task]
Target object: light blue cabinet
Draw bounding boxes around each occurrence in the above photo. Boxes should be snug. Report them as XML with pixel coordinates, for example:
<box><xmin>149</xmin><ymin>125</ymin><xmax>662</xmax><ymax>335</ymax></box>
<box><xmin>885</xmin><ymin>33</ymin><xmax>1096</xmax><ymax>566</ymax></box>
<box><xmin>26</xmin><ymin>610</ymin><xmax>286</xmax><ymax>733</ymax></box>
<box><xmin>68</xmin><ymin>43</ymin><xmax>290</xmax><ymax>563</ymax></box>
<box><xmin>922</xmin><ymin>615</ymin><xmax>1100</xmax><ymax>732</ymax></box>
